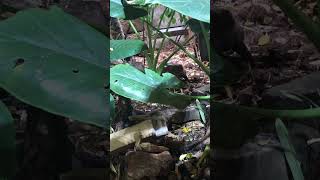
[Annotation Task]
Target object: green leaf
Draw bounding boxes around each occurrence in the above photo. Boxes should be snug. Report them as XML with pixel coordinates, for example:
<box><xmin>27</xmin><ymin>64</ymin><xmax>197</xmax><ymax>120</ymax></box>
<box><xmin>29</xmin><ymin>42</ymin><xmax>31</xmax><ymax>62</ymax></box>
<box><xmin>281</xmin><ymin>91</ymin><xmax>320</xmax><ymax>107</ymax></box>
<box><xmin>110</xmin><ymin>0</ymin><xmax>147</xmax><ymax>19</ymax></box>
<box><xmin>171</xmin><ymin>17</ymin><xmax>176</xmax><ymax>24</ymax></box>
<box><xmin>110</xmin><ymin>64</ymin><xmax>191</xmax><ymax>109</ymax></box>
<box><xmin>111</xmin><ymin>0</ymin><xmax>125</xmax><ymax>18</ymax></box>
<box><xmin>196</xmin><ymin>99</ymin><xmax>206</xmax><ymax>124</ymax></box>
<box><xmin>110</xmin><ymin>40</ymin><xmax>147</xmax><ymax>61</ymax></box>
<box><xmin>0</xmin><ymin>7</ymin><xmax>108</xmax><ymax>128</ymax></box>
<box><xmin>275</xmin><ymin>119</ymin><xmax>304</xmax><ymax>180</ymax></box>
<box><xmin>130</xmin><ymin>0</ymin><xmax>210</xmax><ymax>23</ymax></box>
<box><xmin>212</xmin><ymin>101</ymin><xmax>320</xmax><ymax>147</ymax></box>
<box><xmin>0</xmin><ymin>101</ymin><xmax>16</xmax><ymax>178</ymax></box>
<box><xmin>213</xmin><ymin>101</ymin><xmax>320</xmax><ymax>120</ymax></box>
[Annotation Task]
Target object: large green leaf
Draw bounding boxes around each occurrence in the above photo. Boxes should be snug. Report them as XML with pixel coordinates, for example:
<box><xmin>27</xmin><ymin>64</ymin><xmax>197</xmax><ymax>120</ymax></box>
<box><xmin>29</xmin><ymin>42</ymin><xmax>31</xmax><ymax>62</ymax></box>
<box><xmin>110</xmin><ymin>0</ymin><xmax>147</xmax><ymax>19</ymax></box>
<box><xmin>111</xmin><ymin>0</ymin><xmax>125</xmax><ymax>18</ymax></box>
<box><xmin>110</xmin><ymin>40</ymin><xmax>147</xmax><ymax>61</ymax></box>
<box><xmin>110</xmin><ymin>64</ymin><xmax>191</xmax><ymax>109</ymax></box>
<box><xmin>275</xmin><ymin>119</ymin><xmax>304</xmax><ymax>180</ymax></box>
<box><xmin>0</xmin><ymin>7</ymin><xmax>108</xmax><ymax>128</ymax></box>
<box><xmin>130</xmin><ymin>0</ymin><xmax>210</xmax><ymax>23</ymax></box>
<box><xmin>0</xmin><ymin>101</ymin><xmax>16</xmax><ymax>178</ymax></box>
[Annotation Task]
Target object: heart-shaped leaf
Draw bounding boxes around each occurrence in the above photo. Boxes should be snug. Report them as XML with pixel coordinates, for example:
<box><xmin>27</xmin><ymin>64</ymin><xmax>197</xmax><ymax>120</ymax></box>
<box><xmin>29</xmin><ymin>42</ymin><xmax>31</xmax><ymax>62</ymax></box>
<box><xmin>275</xmin><ymin>118</ymin><xmax>304</xmax><ymax>180</ymax></box>
<box><xmin>130</xmin><ymin>0</ymin><xmax>210</xmax><ymax>23</ymax></box>
<box><xmin>110</xmin><ymin>40</ymin><xmax>147</xmax><ymax>61</ymax></box>
<box><xmin>110</xmin><ymin>64</ymin><xmax>191</xmax><ymax>109</ymax></box>
<box><xmin>111</xmin><ymin>0</ymin><xmax>147</xmax><ymax>19</ymax></box>
<box><xmin>0</xmin><ymin>7</ymin><xmax>108</xmax><ymax>128</ymax></box>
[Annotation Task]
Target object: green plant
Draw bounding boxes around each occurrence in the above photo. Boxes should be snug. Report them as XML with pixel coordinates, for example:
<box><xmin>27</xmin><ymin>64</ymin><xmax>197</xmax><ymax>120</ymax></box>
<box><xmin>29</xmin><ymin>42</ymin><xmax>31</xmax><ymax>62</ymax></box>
<box><xmin>0</xmin><ymin>6</ymin><xmax>108</xmax><ymax>178</ymax></box>
<box><xmin>109</xmin><ymin>0</ymin><xmax>210</xmax><ymax>117</ymax></box>
<box><xmin>129</xmin><ymin>1</ymin><xmax>210</xmax><ymax>75</ymax></box>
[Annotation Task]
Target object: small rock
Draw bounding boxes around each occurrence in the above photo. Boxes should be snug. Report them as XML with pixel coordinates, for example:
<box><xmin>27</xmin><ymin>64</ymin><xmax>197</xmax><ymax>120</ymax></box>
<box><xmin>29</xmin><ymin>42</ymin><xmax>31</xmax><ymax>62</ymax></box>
<box><xmin>139</xmin><ymin>142</ymin><xmax>169</xmax><ymax>153</ymax></box>
<box><xmin>267</xmin><ymin>72</ymin><xmax>320</xmax><ymax>94</ymax></box>
<box><xmin>126</xmin><ymin>151</ymin><xmax>173</xmax><ymax>179</ymax></box>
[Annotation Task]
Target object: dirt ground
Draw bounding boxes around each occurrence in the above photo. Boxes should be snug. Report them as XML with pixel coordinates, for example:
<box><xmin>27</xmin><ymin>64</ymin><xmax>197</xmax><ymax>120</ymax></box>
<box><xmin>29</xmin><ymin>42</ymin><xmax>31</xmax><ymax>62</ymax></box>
<box><xmin>214</xmin><ymin>0</ymin><xmax>320</xmax><ymax>101</ymax></box>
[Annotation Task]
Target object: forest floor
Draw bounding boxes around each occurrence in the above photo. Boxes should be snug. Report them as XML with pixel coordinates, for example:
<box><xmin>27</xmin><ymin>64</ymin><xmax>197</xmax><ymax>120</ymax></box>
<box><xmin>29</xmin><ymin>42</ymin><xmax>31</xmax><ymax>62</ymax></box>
<box><xmin>111</xmin><ymin>40</ymin><xmax>211</xmax><ymax>180</ymax></box>
<box><xmin>214</xmin><ymin>0</ymin><xmax>320</xmax><ymax>101</ymax></box>
<box><xmin>111</xmin><ymin>0</ymin><xmax>320</xmax><ymax>179</ymax></box>
<box><xmin>212</xmin><ymin>0</ymin><xmax>320</xmax><ymax>179</ymax></box>
<box><xmin>112</xmin><ymin>0</ymin><xmax>320</xmax><ymax>179</ymax></box>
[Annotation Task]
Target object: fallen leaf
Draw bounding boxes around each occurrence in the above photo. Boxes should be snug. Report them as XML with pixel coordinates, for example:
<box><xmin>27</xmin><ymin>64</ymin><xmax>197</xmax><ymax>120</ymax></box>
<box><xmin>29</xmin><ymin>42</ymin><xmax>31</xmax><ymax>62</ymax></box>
<box><xmin>258</xmin><ymin>34</ymin><xmax>270</xmax><ymax>46</ymax></box>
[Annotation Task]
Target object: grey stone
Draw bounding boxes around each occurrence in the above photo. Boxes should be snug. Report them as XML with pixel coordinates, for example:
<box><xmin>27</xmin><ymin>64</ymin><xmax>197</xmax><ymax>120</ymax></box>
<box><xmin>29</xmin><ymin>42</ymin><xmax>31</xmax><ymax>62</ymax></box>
<box><xmin>261</xmin><ymin>71</ymin><xmax>320</xmax><ymax>109</ymax></box>
<box><xmin>264</xmin><ymin>72</ymin><xmax>320</xmax><ymax>97</ymax></box>
<box><xmin>213</xmin><ymin>134</ymin><xmax>289</xmax><ymax>180</ymax></box>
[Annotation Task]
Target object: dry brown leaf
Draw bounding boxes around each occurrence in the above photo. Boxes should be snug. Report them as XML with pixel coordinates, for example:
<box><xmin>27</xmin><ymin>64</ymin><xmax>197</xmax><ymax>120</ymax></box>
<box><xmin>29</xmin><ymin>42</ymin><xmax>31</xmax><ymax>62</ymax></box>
<box><xmin>258</xmin><ymin>34</ymin><xmax>270</xmax><ymax>46</ymax></box>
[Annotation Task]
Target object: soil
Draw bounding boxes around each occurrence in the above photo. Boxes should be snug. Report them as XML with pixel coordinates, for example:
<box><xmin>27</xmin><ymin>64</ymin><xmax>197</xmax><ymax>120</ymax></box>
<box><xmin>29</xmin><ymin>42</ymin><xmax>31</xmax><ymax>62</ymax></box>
<box><xmin>214</xmin><ymin>0</ymin><xmax>320</xmax><ymax>103</ymax></box>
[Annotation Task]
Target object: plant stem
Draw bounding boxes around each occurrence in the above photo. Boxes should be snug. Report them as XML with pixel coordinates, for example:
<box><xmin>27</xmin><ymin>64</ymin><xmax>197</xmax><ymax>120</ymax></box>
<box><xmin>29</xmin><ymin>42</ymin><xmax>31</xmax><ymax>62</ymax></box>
<box><xmin>157</xmin><ymin>34</ymin><xmax>195</xmax><ymax>74</ymax></box>
<box><xmin>144</xmin><ymin>21</ymin><xmax>210</xmax><ymax>76</ymax></box>
<box><xmin>145</xmin><ymin>7</ymin><xmax>155</xmax><ymax>69</ymax></box>
<box><xmin>153</xmin><ymin>10</ymin><xmax>175</xmax><ymax>70</ymax></box>
<box><xmin>213</xmin><ymin>101</ymin><xmax>320</xmax><ymax>120</ymax></box>
<box><xmin>128</xmin><ymin>20</ymin><xmax>141</xmax><ymax>40</ymax></box>
<box><xmin>142</xmin><ymin>17</ymin><xmax>154</xmax><ymax>68</ymax></box>
<box><xmin>152</xmin><ymin>7</ymin><xmax>168</xmax><ymax>49</ymax></box>
<box><xmin>188</xmin><ymin>95</ymin><xmax>210</xmax><ymax>100</ymax></box>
